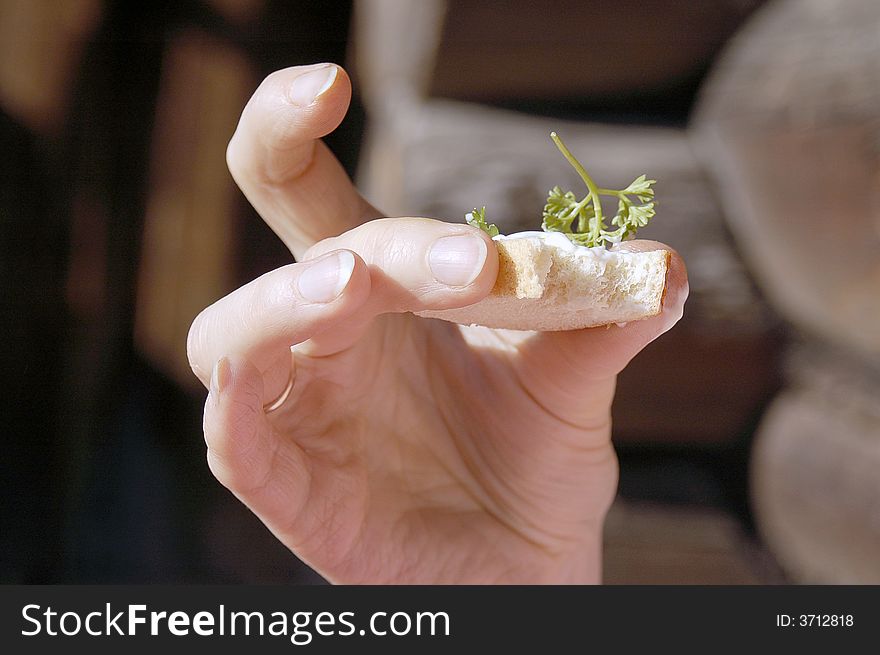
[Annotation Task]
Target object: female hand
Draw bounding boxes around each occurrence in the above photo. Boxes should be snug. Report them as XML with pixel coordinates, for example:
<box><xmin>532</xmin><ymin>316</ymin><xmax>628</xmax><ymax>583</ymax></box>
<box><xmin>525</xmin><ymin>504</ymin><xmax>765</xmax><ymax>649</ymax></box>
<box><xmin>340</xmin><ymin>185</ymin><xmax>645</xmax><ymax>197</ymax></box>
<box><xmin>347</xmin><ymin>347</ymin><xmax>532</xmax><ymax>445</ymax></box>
<box><xmin>187</xmin><ymin>64</ymin><xmax>688</xmax><ymax>583</ymax></box>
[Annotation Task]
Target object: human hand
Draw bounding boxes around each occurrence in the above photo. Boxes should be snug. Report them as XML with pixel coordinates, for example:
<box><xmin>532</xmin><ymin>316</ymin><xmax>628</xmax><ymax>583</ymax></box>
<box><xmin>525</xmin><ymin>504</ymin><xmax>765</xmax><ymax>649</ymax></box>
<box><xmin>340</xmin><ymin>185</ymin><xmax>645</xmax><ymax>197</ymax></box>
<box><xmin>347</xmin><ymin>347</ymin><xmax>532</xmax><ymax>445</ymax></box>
<box><xmin>187</xmin><ymin>64</ymin><xmax>688</xmax><ymax>583</ymax></box>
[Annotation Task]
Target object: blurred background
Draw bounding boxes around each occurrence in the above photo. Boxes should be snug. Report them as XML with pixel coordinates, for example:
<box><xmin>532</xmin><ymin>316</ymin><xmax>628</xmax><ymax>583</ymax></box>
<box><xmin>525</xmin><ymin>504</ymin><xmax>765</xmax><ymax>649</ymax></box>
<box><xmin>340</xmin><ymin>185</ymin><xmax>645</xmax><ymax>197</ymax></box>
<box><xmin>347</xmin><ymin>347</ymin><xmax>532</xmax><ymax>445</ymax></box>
<box><xmin>1</xmin><ymin>0</ymin><xmax>878</xmax><ymax>584</ymax></box>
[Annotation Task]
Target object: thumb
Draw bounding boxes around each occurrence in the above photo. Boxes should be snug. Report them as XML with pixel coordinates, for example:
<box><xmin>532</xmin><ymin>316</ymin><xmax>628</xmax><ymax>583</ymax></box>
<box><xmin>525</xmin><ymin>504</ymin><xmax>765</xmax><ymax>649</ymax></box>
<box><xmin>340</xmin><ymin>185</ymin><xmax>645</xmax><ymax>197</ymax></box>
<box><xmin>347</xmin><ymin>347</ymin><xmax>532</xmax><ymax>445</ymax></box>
<box><xmin>511</xmin><ymin>241</ymin><xmax>688</xmax><ymax>426</ymax></box>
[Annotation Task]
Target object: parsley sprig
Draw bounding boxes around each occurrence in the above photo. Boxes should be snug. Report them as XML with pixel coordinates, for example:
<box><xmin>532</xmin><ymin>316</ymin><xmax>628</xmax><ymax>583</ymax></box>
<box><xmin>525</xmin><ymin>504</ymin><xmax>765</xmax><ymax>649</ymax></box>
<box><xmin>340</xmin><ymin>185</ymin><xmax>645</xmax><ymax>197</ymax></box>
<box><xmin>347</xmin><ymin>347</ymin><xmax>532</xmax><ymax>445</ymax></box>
<box><xmin>543</xmin><ymin>132</ymin><xmax>655</xmax><ymax>247</ymax></box>
<box><xmin>465</xmin><ymin>133</ymin><xmax>657</xmax><ymax>248</ymax></box>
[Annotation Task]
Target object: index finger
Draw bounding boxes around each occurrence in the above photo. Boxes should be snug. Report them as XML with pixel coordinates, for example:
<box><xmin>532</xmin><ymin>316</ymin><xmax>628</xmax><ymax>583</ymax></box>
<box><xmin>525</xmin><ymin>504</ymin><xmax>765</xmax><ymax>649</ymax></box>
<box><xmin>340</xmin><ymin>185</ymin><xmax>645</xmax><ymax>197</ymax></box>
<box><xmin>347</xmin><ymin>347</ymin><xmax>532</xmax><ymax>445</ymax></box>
<box><xmin>226</xmin><ymin>63</ymin><xmax>380</xmax><ymax>259</ymax></box>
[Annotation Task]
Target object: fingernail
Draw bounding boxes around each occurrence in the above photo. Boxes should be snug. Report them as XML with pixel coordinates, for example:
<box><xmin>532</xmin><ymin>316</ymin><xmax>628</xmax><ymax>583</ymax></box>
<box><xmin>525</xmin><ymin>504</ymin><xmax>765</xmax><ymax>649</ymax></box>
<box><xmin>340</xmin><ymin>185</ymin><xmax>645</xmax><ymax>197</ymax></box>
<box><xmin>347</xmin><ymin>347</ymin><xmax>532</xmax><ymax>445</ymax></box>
<box><xmin>297</xmin><ymin>250</ymin><xmax>355</xmax><ymax>303</ymax></box>
<box><xmin>209</xmin><ymin>356</ymin><xmax>231</xmax><ymax>405</ymax></box>
<box><xmin>428</xmin><ymin>235</ymin><xmax>487</xmax><ymax>287</ymax></box>
<box><xmin>288</xmin><ymin>65</ymin><xmax>337</xmax><ymax>106</ymax></box>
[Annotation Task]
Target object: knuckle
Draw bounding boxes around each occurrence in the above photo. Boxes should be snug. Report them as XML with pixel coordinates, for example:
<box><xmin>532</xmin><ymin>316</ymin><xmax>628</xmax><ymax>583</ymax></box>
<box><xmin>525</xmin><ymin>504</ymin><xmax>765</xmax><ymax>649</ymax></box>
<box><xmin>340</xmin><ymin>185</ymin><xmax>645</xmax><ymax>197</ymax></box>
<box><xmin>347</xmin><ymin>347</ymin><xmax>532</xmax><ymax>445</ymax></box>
<box><xmin>340</xmin><ymin>218</ymin><xmax>390</xmax><ymax>263</ymax></box>
<box><xmin>261</xmin><ymin>139</ymin><xmax>314</xmax><ymax>185</ymax></box>
<box><xmin>227</xmin><ymin>120</ymin><xmax>315</xmax><ymax>188</ymax></box>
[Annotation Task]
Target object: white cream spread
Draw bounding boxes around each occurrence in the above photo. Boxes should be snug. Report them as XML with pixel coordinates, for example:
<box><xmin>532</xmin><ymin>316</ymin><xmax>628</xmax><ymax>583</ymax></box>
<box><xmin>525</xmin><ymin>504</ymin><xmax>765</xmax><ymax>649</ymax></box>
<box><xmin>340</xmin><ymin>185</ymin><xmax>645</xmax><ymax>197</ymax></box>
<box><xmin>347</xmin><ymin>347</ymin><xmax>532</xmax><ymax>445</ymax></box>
<box><xmin>493</xmin><ymin>231</ymin><xmax>618</xmax><ymax>260</ymax></box>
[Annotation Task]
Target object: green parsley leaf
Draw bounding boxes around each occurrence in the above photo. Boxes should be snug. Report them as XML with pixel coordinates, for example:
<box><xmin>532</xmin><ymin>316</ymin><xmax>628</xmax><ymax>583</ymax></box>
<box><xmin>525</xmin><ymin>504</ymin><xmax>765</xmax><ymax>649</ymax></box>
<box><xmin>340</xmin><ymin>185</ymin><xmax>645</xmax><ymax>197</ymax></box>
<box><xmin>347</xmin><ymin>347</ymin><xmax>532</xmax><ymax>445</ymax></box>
<box><xmin>465</xmin><ymin>206</ymin><xmax>499</xmax><ymax>237</ymax></box>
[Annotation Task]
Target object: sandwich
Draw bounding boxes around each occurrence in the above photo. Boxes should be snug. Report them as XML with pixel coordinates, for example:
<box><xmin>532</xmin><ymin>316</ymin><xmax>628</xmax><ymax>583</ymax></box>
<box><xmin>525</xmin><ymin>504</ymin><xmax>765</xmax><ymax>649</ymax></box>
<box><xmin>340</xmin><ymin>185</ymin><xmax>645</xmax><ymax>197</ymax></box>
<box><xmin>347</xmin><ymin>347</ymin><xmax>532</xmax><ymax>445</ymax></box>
<box><xmin>417</xmin><ymin>132</ymin><xmax>670</xmax><ymax>331</ymax></box>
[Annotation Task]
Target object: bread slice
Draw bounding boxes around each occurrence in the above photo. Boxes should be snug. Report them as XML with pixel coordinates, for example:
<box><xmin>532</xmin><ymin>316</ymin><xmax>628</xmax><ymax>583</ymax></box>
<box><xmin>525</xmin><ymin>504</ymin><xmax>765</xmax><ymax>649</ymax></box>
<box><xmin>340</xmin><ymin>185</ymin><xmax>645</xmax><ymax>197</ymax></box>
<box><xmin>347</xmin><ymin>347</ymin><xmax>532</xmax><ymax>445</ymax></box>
<box><xmin>416</xmin><ymin>232</ymin><xmax>670</xmax><ymax>331</ymax></box>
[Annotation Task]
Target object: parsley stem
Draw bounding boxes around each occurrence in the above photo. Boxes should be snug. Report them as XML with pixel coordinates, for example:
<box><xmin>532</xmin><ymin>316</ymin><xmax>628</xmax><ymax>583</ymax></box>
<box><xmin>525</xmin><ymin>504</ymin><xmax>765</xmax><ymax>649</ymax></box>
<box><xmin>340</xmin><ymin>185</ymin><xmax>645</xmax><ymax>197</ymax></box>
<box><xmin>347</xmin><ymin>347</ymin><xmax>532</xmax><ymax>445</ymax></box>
<box><xmin>550</xmin><ymin>132</ymin><xmax>604</xmax><ymax>231</ymax></box>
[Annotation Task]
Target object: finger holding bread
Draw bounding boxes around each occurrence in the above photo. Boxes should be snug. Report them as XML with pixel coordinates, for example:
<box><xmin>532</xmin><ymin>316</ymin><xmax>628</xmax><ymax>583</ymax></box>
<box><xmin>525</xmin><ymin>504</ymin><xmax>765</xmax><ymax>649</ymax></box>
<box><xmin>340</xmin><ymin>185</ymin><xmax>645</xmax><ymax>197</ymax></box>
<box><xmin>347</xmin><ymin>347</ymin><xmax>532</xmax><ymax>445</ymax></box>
<box><xmin>508</xmin><ymin>241</ymin><xmax>688</xmax><ymax>430</ymax></box>
<box><xmin>302</xmin><ymin>217</ymin><xmax>499</xmax><ymax>312</ymax></box>
<box><xmin>296</xmin><ymin>216</ymin><xmax>499</xmax><ymax>356</ymax></box>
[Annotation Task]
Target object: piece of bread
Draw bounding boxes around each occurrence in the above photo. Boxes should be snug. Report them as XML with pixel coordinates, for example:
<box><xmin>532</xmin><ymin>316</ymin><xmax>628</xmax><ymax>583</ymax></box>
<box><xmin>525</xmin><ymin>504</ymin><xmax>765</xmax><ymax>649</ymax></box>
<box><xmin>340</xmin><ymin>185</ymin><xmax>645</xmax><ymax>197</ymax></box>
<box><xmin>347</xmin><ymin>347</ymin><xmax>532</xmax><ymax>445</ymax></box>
<box><xmin>416</xmin><ymin>232</ymin><xmax>670</xmax><ymax>331</ymax></box>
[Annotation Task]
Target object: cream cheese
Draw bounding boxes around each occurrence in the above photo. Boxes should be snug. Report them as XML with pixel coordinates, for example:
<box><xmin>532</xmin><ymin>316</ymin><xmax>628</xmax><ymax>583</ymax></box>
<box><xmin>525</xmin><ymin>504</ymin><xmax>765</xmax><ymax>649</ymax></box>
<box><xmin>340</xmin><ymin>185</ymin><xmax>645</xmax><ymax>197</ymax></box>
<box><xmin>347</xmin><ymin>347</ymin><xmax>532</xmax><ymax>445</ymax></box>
<box><xmin>493</xmin><ymin>231</ymin><xmax>617</xmax><ymax>259</ymax></box>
